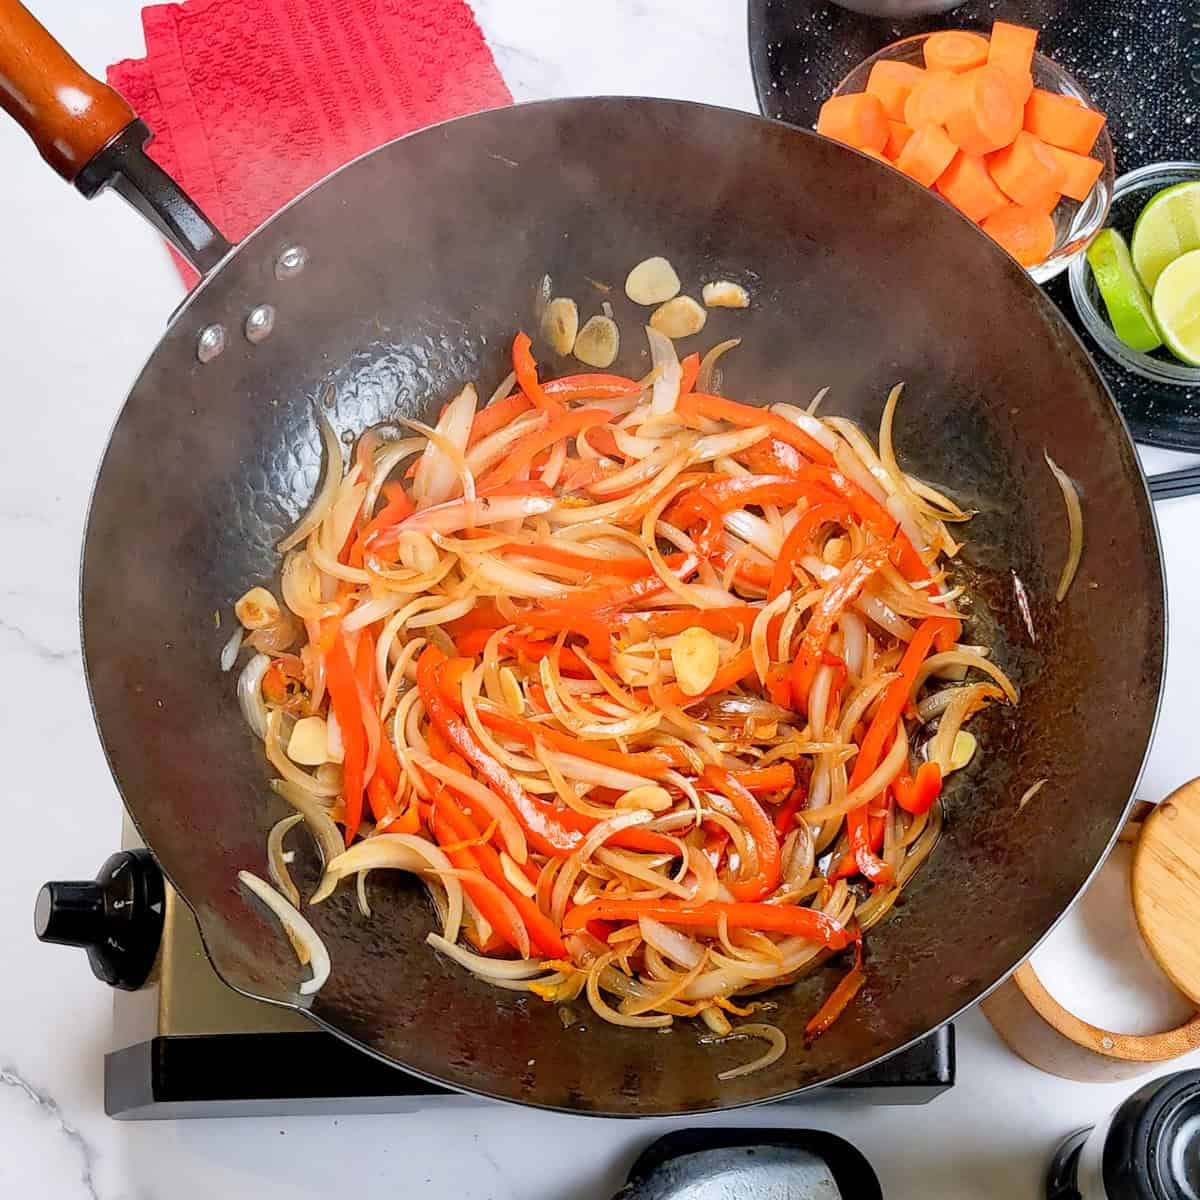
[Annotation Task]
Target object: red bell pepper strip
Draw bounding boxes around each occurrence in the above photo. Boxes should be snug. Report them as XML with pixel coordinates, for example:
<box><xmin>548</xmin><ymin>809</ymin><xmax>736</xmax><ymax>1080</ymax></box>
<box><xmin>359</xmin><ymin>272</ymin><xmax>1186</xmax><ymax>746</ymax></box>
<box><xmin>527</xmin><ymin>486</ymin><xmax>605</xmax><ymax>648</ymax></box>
<box><xmin>512</xmin><ymin>331</ymin><xmax>558</xmax><ymax>416</ymax></box>
<box><xmin>679</xmin><ymin>352</ymin><xmax>701</xmax><ymax>395</ymax></box>
<box><xmin>768</xmin><ymin>499</ymin><xmax>856</xmax><ymax>601</ymax></box>
<box><xmin>542</xmin><ymin>374</ymin><xmax>642</xmax><ymax>401</ymax></box>
<box><xmin>790</xmin><ymin>544</ymin><xmax>890</xmax><ymax>710</ymax></box>
<box><xmin>765</xmin><ymin>663</ymin><xmax>793</xmax><ymax>708</ymax></box>
<box><xmin>804</xmin><ymin>934</ymin><xmax>865</xmax><ymax>1044</ymax></box>
<box><xmin>672</xmin><ymin>474</ymin><xmax>830</xmax><ymax>522</ymax></box>
<box><xmin>430</xmin><ymin>802</ymin><xmax>530</xmax><ymax>955</ymax></box>
<box><xmin>325</xmin><ymin>633</ymin><xmax>367</xmax><ymax>846</ymax></box>
<box><xmin>735</xmin><ymin>763</ymin><xmax>795</xmax><ymax>793</ymax></box>
<box><xmin>893</xmin><ymin>761</ymin><xmax>943</xmax><ymax>815</ymax></box>
<box><xmin>527</xmin><ymin>553</ymin><xmax>701</xmax><ymax>629</ymax></box>
<box><xmin>452</xmin><ymin>628</ymin><xmax>591</xmax><ymax>676</ymax></box>
<box><xmin>734</xmin><ymin>436</ymin><xmax>805</xmax><ymax>477</ymax></box>
<box><xmin>675</xmin><ymin>392</ymin><xmax>835</xmax><ymax>466</ymax></box>
<box><xmin>468</xmin><ymin>392</ymin><xmax>534</xmax><ymax>448</ymax></box>
<box><xmin>435</xmin><ymin>791</ymin><xmax>567</xmax><ymax>957</ymax></box>
<box><xmin>562</xmin><ymin>898</ymin><xmax>851</xmax><ymax>949</ymax></box>
<box><xmin>702</xmin><ymin>765</ymin><xmax>781</xmax><ymax>902</ymax></box>
<box><xmin>500</xmin><ymin>542</ymin><xmax>660</xmax><ymax>580</ymax></box>
<box><xmin>831</xmin><ymin>616</ymin><xmax>957</xmax><ymax>882</ymax></box>
<box><xmin>479</xmin><ymin>407</ymin><xmax>613</xmax><ymax>489</ymax></box>
<box><xmin>418</xmin><ymin>646</ymin><xmax>582</xmax><ymax>857</ymax></box>
<box><xmin>774</xmin><ymin>784</ymin><xmax>809</xmax><ymax>836</ymax></box>
<box><xmin>348</xmin><ymin>483</ymin><xmax>414</xmax><ymax>569</ymax></box>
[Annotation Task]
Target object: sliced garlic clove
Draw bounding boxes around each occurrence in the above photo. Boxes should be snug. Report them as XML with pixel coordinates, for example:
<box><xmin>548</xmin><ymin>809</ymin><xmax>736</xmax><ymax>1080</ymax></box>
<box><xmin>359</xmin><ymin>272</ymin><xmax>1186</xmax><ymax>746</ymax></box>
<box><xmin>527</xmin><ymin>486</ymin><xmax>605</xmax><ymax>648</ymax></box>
<box><xmin>615</xmin><ymin>785</ymin><xmax>673</xmax><ymax>812</ymax></box>
<box><xmin>573</xmin><ymin>315</ymin><xmax>620</xmax><ymax>368</ymax></box>
<box><xmin>287</xmin><ymin>715</ymin><xmax>330</xmax><ymax>766</ymax></box>
<box><xmin>498</xmin><ymin>667</ymin><xmax>524</xmax><ymax>716</ymax></box>
<box><xmin>702</xmin><ymin>280</ymin><xmax>750</xmax><ymax>308</ymax></box>
<box><xmin>625</xmin><ymin>256</ymin><xmax>681</xmax><ymax>306</ymax></box>
<box><xmin>540</xmin><ymin>297</ymin><xmax>579</xmax><ymax>356</ymax></box>
<box><xmin>822</xmin><ymin>536</ymin><xmax>849</xmax><ymax>566</ymax></box>
<box><xmin>236</xmin><ymin>586</ymin><xmax>282</xmax><ymax>630</ymax></box>
<box><xmin>649</xmin><ymin>295</ymin><xmax>707</xmax><ymax>339</ymax></box>
<box><xmin>949</xmin><ymin>731</ymin><xmax>977</xmax><ymax>772</ymax></box>
<box><xmin>671</xmin><ymin>626</ymin><xmax>720</xmax><ymax>696</ymax></box>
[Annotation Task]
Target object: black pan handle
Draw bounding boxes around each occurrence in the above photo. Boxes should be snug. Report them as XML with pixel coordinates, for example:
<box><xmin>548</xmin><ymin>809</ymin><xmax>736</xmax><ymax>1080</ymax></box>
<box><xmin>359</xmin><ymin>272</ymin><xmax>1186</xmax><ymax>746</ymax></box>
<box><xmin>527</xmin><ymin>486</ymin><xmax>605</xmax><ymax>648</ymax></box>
<box><xmin>1148</xmin><ymin>464</ymin><xmax>1200</xmax><ymax>503</ymax></box>
<box><xmin>0</xmin><ymin>0</ymin><xmax>231</xmax><ymax>273</ymax></box>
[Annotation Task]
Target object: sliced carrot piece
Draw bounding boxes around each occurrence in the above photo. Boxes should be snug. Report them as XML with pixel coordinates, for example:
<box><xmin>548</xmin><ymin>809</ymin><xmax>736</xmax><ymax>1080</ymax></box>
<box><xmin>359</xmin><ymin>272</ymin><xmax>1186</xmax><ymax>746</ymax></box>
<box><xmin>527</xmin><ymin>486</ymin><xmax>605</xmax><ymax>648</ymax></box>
<box><xmin>865</xmin><ymin>60</ymin><xmax>926</xmax><ymax>121</ymax></box>
<box><xmin>903</xmin><ymin>70</ymin><xmax>962</xmax><ymax>130</ymax></box>
<box><xmin>987</xmin><ymin>130</ymin><xmax>1064</xmax><ymax>212</ymax></box>
<box><xmin>987</xmin><ymin>21</ymin><xmax>1037</xmax><ymax>103</ymax></box>
<box><xmin>894</xmin><ymin>123</ymin><xmax>957</xmax><ymax>187</ymax></box>
<box><xmin>923</xmin><ymin>30</ymin><xmax>989</xmax><ymax>74</ymax></box>
<box><xmin>1044</xmin><ymin>144</ymin><xmax>1103</xmax><ymax>201</ymax></box>
<box><xmin>945</xmin><ymin>65</ymin><xmax>1023</xmax><ymax>156</ymax></box>
<box><xmin>885</xmin><ymin>120</ymin><xmax>914</xmax><ymax>159</ymax></box>
<box><xmin>981</xmin><ymin>203</ymin><xmax>1056</xmax><ymax>266</ymax></box>
<box><xmin>816</xmin><ymin>92</ymin><xmax>889</xmax><ymax>152</ymax></box>
<box><xmin>935</xmin><ymin>151</ymin><xmax>1008</xmax><ymax>222</ymax></box>
<box><xmin>1023</xmin><ymin>88</ymin><xmax>1106</xmax><ymax>154</ymax></box>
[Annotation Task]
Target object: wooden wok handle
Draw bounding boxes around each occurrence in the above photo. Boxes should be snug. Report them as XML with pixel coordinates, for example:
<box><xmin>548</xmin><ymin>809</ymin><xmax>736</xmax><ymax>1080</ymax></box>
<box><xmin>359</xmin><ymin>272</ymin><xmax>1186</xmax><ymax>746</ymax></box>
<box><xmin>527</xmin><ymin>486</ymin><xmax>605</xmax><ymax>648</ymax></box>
<box><xmin>0</xmin><ymin>0</ymin><xmax>136</xmax><ymax>181</ymax></box>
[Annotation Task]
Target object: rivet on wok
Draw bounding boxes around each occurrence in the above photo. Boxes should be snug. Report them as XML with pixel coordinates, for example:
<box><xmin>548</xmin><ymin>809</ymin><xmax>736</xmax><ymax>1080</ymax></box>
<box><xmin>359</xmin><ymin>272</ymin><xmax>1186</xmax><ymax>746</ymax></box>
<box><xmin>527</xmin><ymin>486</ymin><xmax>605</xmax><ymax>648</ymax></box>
<box><xmin>196</xmin><ymin>323</ymin><xmax>226</xmax><ymax>363</ymax></box>
<box><xmin>244</xmin><ymin>304</ymin><xmax>276</xmax><ymax>344</ymax></box>
<box><xmin>274</xmin><ymin>245</ymin><xmax>309</xmax><ymax>280</ymax></box>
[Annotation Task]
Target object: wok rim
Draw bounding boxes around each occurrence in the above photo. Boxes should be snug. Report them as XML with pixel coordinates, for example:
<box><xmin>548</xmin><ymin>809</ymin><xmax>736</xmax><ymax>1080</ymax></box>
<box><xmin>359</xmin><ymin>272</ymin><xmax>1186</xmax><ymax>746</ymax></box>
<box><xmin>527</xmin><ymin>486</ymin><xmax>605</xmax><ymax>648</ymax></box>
<box><xmin>77</xmin><ymin>95</ymin><xmax>1169</xmax><ymax>1115</ymax></box>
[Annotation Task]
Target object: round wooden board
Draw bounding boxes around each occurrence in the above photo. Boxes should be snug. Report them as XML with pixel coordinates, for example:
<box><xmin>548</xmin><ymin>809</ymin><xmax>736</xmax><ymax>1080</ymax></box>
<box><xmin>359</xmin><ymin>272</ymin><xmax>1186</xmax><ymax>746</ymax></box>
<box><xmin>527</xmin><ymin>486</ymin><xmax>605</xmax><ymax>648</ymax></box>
<box><xmin>1132</xmin><ymin>779</ymin><xmax>1200</xmax><ymax>1006</ymax></box>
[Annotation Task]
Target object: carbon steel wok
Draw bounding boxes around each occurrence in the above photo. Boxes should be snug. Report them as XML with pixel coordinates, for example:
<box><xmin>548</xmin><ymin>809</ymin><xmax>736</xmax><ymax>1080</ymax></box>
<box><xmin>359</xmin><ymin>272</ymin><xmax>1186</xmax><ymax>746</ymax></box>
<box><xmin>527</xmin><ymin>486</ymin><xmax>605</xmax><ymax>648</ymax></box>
<box><xmin>4</xmin><ymin>1</ymin><xmax>1164</xmax><ymax>1113</ymax></box>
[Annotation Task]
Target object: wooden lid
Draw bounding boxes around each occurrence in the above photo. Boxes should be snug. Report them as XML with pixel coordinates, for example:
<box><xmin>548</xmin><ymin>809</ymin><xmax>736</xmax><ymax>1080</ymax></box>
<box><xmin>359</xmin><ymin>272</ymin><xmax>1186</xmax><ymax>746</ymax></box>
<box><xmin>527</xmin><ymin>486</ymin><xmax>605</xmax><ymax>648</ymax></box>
<box><xmin>1132</xmin><ymin>779</ymin><xmax>1200</xmax><ymax>1006</ymax></box>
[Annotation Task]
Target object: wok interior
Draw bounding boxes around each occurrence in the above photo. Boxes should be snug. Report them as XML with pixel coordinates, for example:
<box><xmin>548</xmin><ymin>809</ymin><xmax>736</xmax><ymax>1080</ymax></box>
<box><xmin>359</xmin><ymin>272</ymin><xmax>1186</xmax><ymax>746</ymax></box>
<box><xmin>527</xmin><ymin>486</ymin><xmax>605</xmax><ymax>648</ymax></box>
<box><xmin>81</xmin><ymin>99</ymin><xmax>1162</xmax><ymax>1112</ymax></box>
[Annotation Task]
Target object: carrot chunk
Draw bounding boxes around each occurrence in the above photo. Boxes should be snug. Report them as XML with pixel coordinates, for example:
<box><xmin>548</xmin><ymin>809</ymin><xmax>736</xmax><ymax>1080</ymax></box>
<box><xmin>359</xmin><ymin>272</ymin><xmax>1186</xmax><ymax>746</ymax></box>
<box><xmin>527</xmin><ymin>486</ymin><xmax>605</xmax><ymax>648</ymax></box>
<box><xmin>903</xmin><ymin>69</ymin><xmax>962</xmax><ymax>129</ymax></box>
<box><xmin>924</xmin><ymin>30</ymin><xmax>989</xmax><ymax>74</ymax></box>
<box><xmin>1044</xmin><ymin>144</ymin><xmax>1103</xmax><ymax>201</ymax></box>
<box><xmin>987</xmin><ymin>130</ymin><xmax>1064</xmax><ymax>211</ymax></box>
<box><xmin>936</xmin><ymin>151</ymin><xmax>1008</xmax><ymax>222</ymax></box>
<box><xmin>885</xmin><ymin>120</ymin><xmax>914</xmax><ymax>159</ymax></box>
<box><xmin>817</xmin><ymin>93</ymin><xmax>889</xmax><ymax>152</ymax></box>
<box><xmin>865</xmin><ymin>60</ymin><xmax>926</xmax><ymax>121</ymax></box>
<box><xmin>987</xmin><ymin>22</ymin><xmax>1037</xmax><ymax>102</ymax></box>
<box><xmin>1023</xmin><ymin>88</ymin><xmax>1106</xmax><ymax>154</ymax></box>
<box><xmin>895</xmin><ymin>124</ymin><xmax>958</xmax><ymax>187</ymax></box>
<box><xmin>945</xmin><ymin>65</ymin><xmax>1023</xmax><ymax>156</ymax></box>
<box><xmin>981</xmin><ymin>203</ymin><xmax>1056</xmax><ymax>266</ymax></box>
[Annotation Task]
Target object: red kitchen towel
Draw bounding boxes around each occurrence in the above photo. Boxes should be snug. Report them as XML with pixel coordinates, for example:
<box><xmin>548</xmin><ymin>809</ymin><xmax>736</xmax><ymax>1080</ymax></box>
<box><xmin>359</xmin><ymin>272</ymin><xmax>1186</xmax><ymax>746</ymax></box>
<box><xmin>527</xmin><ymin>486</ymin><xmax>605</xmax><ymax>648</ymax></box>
<box><xmin>108</xmin><ymin>0</ymin><xmax>511</xmax><ymax>283</ymax></box>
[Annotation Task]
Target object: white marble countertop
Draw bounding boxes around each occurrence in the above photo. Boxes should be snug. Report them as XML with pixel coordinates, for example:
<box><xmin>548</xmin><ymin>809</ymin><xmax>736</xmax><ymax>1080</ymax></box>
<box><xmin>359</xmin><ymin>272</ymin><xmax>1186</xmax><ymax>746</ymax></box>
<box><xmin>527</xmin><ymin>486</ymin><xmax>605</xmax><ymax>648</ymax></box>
<box><xmin>2</xmin><ymin>2</ymin><xmax>1199</xmax><ymax>1198</ymax></box>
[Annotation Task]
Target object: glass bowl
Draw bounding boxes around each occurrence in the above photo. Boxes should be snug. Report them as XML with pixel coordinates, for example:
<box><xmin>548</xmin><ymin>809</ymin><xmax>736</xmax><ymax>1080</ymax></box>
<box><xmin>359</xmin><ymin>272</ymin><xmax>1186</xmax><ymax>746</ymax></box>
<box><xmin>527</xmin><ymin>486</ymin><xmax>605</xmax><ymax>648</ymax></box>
<box><xmin>1069</xmin><ymin>162</ymin><xmax>1200</xmax><ymax>389</ymax></box>
<box><xmin>834</xmin><ymin>33</ymin><xmax>1115</xmax><ymax>284</ymax></box>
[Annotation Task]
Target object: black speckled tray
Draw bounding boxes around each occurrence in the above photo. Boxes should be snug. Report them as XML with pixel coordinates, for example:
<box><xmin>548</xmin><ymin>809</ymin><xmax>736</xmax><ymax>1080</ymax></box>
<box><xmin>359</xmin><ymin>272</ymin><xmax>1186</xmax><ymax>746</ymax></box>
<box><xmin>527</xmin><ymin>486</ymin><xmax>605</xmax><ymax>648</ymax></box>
<box><xmin>748</xmin><ymin>0</ymin><xmax>1200</xmax><ymax>450</ymax></box>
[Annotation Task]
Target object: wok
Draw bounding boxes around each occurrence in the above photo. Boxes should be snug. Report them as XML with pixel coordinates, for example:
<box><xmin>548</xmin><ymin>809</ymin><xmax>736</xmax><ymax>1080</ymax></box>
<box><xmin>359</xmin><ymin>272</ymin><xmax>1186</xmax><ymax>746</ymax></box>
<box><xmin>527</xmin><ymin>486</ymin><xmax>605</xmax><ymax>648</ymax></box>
<box><xmin>7</xmin><ymin>1</ymin><xmax>1164</xmax><ymax>1113</ymax></box>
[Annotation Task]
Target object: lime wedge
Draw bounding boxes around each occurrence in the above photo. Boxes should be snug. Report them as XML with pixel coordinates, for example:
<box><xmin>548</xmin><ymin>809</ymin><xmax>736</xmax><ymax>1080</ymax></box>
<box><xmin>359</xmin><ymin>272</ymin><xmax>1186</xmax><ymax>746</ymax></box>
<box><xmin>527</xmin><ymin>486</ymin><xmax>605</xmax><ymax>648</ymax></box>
<box><xmin>1086</xmin><ymin>228</ymin><xmax>1162</xmax><ymax>353</ymax></box>
<box><xmin>1131</xmin><ymin>181</ymin><xmax>1200</xmax><ymax>292</ymax></box>
<box><xmin>1152</xmin><ymin>248</ymin><xmax>1200</xmax><ymax>366</ymax></box>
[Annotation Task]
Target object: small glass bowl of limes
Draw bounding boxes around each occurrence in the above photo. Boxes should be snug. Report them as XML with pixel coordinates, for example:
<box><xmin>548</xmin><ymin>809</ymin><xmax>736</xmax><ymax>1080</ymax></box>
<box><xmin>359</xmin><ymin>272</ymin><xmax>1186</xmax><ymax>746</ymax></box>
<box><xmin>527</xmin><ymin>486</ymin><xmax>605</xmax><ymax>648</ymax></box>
<box><xmin>1070</xmin><ymin>162</ymin><xmax>1200</xmax><ymax>387</ymax></box>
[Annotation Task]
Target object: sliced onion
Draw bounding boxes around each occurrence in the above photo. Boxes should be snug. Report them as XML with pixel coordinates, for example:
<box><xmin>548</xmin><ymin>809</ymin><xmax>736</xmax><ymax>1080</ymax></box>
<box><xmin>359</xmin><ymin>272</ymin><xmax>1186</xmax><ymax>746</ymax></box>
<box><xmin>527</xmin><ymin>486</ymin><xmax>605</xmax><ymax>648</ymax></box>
<box><xmin>551</xmin><ymin>810</ymin><xmax>653</xmax><ymax>926</ymax></box>
<box><xmin>646</xmin><ymin>326</ymin><xmax>682</xmax><ymax>416</ymax></box>
<box><xmin>715</xmin><ymin>1022</ymin><xmax>792</xmax><ymax>1080</ymax></box>
<box><xmin>412</xmin><ymin>383</ymin><xmax>477</xmax><ymax>507</ymax></box>
<box><xmin>769</xmin><ymin>403</ymin><xmax>839</xmax><ymax>452</ymax></box>
<box><xmin>363</xmin><ymin>435</ymin><xmax>424</xmax><ymax>516</ymax></box>
<box><xmin>639</xmin><ymin>916</ymin><xmax>704</xmax><ymax>969</ymax></box>
<box><xmin>220</xmin><ymin>626</ymin><xmax>244</xmax><ymax>672</ymax></box>
<box><xmin>238</xmin><ymin>654</ymin><xmax>271</xmax><ymax>739</ymax></box>
<box><xmin>1018</xmin><ymin>778</ymin><xmax>1048</xmax><ymax>811</ymax></box>
<box><xmin>913</xmin><ymin>650</ymin><xmax>1018</xmax><ymax>704</ymax></box>
<box><xmin>270</xmin><ymin>779</ymin><xmax>347</xmax><ymax>872</ymax></box>
<box><xmin>426</xmin><ymin>932</ymin><xmax>545</xmax><ymax>979</ymax></box>
<box><xmin>278</xmin><ymin>410</ymin><xmax>344</xmax><ymax>553</ymax></box>
<box><xmin>468</xmin><ymin>554</ymin><xmax>565</xmax><ymax>598</ymax></box>
<box><xmin>500</xmin><ymin>852</ymin><xmax>538</xmax><ymax>898</ymax></box>
<box><xmin>696</xmin><ymin>338</ymin><xmax>740</xmax><ymax>394</ymax></box>
<box><xmin>587</xmin><ymin>952</ymin><xmax>672</xmax><ymax>1028</ymax></box>
<box><xmin>751</xmin><ymin>591</ymin><xmax>791</xmax><ymax>686</ymax></box>
<box><xmin>266</xmin><ymin>813</ymin><xmax>305</xmax><ymax>909</ymax></box>
<box><xmin>466</xmin><ymin>410</ymin><xmax>546</xmax><ymax>476</ymax></box>
<box><xmin>377</xmin><ymin>493</ymin><xmax>555</xmax><ymax>539</ymax></box>
<box><xmin>1045</xmin><ymin>452</ymin><xmax>1083</xmax><ymax>603</ymax></box>
<box><xmin>691</xmin><ymin>426</ymin><xmax>770</xmax><ymax>463</ymax></box>
<box><xmin>237</xmin><ymin>870</ymin><xmax>330</xmax><ymax>995</ymax></box>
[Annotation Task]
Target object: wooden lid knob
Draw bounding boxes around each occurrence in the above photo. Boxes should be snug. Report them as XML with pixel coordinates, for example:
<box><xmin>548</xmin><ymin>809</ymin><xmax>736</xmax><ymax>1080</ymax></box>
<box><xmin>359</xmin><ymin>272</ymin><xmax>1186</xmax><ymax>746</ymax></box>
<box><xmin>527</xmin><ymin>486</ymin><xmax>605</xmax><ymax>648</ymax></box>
<box><xmin>1132</xmin><ymin>779</ymin><xmax>1200</xmax><ymax>1006</ymax></box>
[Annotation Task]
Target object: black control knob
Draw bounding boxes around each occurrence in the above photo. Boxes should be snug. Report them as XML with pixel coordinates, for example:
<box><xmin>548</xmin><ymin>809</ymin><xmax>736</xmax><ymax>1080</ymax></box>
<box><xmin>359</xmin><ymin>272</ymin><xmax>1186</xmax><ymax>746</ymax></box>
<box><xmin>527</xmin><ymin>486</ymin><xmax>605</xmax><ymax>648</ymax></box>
<box><xmin>35</xmin><ymin>849</ymin><xmax>165</xmax><ymax>990</ymax></box>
